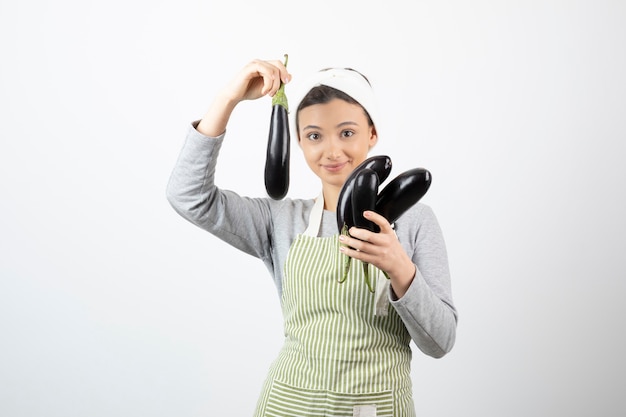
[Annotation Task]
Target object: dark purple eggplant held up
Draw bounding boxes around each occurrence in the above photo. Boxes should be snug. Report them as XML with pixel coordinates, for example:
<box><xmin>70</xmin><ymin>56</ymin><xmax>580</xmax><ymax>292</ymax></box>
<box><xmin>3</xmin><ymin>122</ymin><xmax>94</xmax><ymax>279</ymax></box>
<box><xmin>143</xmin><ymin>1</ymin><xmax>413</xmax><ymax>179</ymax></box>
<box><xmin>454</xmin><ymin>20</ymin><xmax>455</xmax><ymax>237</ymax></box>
<box><xmin>375</xmin><ymin>167</ymin><xmax>432</xmax><ymax>225</ymax></box>
<box><xmin>337</xmin><ymin>158</ymin><xmax>389</xmax><ymax>289</ymax></box>
<box><xmin>336</xmin><ymin>161</ymin><xmax>432</xmax><ymax>290</ymax></box>
<box><xmin>351</xmin><ymin>168</ymin><xmax>380</xmax><ymax>233</ymax></box>
<box><xmin>264</xmin><ymin>54</ymin><xmax>290</xmax><ymax>200</ymax></box>
<box><xmin>336</xmin><ymin>155</ymin><xmax>392</xmax><ymax>233</ymax></box>
<box><xmin>351</xmin><ymin>168</ymin><xmax>380</xmax><ymax>292</ymax></box>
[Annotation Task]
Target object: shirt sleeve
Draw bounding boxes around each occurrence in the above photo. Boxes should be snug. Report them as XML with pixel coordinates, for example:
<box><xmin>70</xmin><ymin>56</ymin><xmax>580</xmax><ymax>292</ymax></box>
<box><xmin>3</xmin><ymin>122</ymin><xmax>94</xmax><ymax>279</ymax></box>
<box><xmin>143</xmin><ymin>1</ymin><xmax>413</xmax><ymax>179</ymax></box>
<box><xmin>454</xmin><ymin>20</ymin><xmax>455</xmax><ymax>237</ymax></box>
<box><xmin>389</xmin><ymin>204</ymin><xmax>458</xmax><ymax>358</ymax></box>
<box><xmin>165</xmin><ymin>122</ymin><xmax>274</xmax><ymax>262</ymax></box>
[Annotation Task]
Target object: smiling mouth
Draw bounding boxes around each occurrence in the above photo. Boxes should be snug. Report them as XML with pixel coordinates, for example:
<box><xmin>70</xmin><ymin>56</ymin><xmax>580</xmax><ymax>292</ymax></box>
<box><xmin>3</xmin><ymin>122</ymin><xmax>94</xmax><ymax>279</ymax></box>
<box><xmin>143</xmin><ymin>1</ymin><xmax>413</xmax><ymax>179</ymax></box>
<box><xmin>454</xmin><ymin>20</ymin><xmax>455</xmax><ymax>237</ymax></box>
<box><xmin>322</xmin><ymin>162</ymin><xmax>348</xmax><ymax>173</ymax></box>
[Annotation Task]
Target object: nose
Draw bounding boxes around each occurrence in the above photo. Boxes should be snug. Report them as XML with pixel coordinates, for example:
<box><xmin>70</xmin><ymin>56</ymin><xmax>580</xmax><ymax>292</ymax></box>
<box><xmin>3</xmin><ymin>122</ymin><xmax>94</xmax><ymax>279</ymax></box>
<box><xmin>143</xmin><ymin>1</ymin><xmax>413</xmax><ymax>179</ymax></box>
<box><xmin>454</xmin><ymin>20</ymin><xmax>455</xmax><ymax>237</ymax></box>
<box><xmin>325</xmin><ymin>136</ymin><xmax>342</xmax><ymax>160</ymax></box>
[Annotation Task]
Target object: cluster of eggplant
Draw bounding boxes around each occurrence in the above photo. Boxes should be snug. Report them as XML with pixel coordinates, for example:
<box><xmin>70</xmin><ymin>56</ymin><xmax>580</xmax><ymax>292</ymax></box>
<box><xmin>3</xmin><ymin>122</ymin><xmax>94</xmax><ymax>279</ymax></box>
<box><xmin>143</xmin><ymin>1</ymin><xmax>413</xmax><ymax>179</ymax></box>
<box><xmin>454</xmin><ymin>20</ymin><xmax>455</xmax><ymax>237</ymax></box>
<box><xmin>337</xmin><ymin>155</ymin><xmax>432</xmax><ymax>292</ymax></box>
<box><xmin>264</xmin><ymin>54</ymin><xmax>290</xmax><ymax>200</ymax></box>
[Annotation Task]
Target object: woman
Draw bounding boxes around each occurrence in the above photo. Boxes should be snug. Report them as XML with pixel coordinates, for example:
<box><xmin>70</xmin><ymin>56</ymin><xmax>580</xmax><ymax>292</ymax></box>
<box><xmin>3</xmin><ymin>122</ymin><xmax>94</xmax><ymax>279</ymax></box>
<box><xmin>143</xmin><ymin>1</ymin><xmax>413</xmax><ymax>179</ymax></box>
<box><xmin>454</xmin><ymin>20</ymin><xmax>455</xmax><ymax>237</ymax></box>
<box><xmin>166</xmin><ymin>58</ymin><xmax>457</xmax><ymax>417</ymax></box>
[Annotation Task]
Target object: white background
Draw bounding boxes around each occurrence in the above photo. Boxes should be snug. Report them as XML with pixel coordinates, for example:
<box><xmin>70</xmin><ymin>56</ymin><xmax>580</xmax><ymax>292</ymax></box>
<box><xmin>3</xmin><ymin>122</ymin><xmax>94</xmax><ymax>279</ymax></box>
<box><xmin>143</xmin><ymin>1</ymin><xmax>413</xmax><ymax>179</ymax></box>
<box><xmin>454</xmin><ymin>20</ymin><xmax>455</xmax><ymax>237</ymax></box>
<box><xmin>1</xmin><ymin>0</ymin><xmax>625</xmax><ymax>416</ymax></box>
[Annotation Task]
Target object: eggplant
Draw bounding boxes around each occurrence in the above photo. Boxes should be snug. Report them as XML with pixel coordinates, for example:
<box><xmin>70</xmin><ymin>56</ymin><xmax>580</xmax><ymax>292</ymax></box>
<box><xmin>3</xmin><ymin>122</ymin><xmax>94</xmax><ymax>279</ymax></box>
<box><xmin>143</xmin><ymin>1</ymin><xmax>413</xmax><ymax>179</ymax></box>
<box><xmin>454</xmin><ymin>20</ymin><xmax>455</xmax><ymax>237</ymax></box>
<box><xmin>351</xmin><ymin>168</ymin><xmax>380</xmax><ymax>292</ymax></box>
<box><xmin>351</xmin><ymin>168</ymin><xmax>380</xmax><ymax>233</ymax></box>
<box><xmin>336</xmin><ymin>155</ymin><xmax>392</xmax><ymax>233</ymax></box>
<box><xmin>336</xmin><ymin>163</ymin><xmax>431</xmax><ymax>290</ymax></box>
<box><xmin>264</xmin><ymin>54</ymin><xmax>290</xmax><ymax>200</ymax></box>
<box><xmin>375</xmin><ymin>168</ymin><xmax>432</xmax><ymax>225</ymax></box>
<box><xmin>336</xmin><ymin>156</ymin><xmax>390</xmax><ymax>287</ymax></box>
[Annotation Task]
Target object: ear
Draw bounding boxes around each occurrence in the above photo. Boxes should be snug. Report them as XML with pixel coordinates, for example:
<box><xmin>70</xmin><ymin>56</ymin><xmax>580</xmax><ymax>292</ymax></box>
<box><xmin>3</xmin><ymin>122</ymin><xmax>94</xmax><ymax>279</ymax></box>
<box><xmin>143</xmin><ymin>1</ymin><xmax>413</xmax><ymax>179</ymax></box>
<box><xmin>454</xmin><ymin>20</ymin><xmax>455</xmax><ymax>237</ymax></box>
<box><xmin>368</xmin><ymin>125</ymin><xmax>378</xmax><ymax>149</ymax></box>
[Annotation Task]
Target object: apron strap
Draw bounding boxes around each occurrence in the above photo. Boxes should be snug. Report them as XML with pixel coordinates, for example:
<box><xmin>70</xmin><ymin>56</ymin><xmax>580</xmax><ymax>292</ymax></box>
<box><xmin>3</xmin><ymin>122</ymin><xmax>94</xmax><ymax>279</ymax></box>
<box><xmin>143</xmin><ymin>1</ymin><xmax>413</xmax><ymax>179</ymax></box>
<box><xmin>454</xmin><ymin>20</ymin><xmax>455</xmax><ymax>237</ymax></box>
<box><xmin>374</xmin><ymin>270</ymin><xmax>390</xmax><ymax>317</ymax></box>
<box><xmin>303</xmin><ymin>191</ymin><xmax>325</xmax><ymax>237</ymax></box>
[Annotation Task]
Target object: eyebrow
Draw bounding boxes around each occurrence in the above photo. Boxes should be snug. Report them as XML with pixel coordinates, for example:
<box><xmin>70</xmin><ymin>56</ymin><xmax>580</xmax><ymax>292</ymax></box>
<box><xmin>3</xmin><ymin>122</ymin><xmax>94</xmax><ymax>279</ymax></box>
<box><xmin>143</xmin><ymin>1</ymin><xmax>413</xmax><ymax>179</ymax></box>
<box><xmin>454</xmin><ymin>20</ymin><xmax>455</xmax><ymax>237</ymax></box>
<box><xmin>302</xmin><ymin>121</ymin><xmax>359</xmax><ymax>131</ymax></box>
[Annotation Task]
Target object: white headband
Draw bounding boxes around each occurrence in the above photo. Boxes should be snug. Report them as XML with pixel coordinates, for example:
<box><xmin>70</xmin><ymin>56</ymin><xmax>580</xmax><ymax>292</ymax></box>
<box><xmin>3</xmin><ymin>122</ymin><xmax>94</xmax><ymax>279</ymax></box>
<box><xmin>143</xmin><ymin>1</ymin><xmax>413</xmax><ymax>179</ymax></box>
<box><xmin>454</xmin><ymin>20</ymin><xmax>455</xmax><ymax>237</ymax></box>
<box><xmin>287</xmin><ymin>68</ymin><xmax>380</xmax><ymax>141</ymax></box>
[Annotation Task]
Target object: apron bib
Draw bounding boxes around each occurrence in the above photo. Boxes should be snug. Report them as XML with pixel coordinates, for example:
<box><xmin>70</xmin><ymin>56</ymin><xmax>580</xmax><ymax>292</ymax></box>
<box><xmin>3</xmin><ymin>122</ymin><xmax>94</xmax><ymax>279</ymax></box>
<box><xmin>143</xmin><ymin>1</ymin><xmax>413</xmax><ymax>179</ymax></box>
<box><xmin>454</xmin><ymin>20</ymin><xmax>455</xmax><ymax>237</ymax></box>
<box><xmin>254</xmin><ymin>195</ymin><xmax>415</xmax><ymax>417</ymax></box>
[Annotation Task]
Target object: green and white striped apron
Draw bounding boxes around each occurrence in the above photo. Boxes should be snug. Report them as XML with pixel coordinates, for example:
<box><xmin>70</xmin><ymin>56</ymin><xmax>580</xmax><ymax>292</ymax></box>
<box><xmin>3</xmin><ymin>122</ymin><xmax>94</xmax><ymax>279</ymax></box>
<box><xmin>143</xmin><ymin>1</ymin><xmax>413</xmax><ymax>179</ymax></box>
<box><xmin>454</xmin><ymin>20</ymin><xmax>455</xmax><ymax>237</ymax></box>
<box><xmin>254</xmin><ymin>195</ymin><xmax>415</xmax><ymax>417</ymax></box>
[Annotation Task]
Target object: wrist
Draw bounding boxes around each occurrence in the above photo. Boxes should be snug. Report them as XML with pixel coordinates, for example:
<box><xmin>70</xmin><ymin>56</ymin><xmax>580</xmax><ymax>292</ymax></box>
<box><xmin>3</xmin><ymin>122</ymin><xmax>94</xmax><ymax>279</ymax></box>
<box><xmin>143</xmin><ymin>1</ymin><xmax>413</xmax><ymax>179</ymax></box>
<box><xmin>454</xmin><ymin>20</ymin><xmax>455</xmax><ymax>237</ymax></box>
<box><xmin>196</xmin><ymin>94</ymin><xmax>238</xmax><ymax>137</ymax></box>
<box><xmin>388</xmin><ymin>261</ymin><xmax>416</xmax><ymax>299</ymax></box>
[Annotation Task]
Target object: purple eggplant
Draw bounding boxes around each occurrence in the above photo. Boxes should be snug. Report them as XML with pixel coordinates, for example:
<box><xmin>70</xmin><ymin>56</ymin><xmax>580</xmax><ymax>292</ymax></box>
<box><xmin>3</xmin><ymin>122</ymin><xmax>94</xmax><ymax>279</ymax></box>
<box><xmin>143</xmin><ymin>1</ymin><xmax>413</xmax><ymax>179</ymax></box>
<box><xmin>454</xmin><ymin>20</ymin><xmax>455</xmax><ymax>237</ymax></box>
<box><xmin>351</xmin><ymin>168</ymin><xmax>380</xmax><ymax>292</ymax></box>
<box><xmin>375</xmin><ymin>168</ymin><xmax>432</xmax><ymax>225</ymax></box>
<box><xmin>264</xmin><ymin>54</ymin><xmax>290</xmax><ymax>200</ymax></box>
<box><xmin>351</xmin><ymin>168</ymin><xmax>380</xmax><ymax>233</ymax></box>
<box><xmin>336</xmin><ymin>155</ymin><xmax>392</xmax><ymax>233</ymax></box>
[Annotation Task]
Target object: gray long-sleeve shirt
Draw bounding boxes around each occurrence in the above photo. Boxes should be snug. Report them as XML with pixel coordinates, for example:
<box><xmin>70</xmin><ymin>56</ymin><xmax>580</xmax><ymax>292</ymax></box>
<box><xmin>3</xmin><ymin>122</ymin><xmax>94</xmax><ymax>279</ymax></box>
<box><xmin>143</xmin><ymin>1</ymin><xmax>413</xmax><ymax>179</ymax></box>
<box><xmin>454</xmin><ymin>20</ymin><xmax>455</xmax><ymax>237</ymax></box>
<box><xmin>166</xmin><ymin>123</ymin><xmax>457</xmax><ymax>358</ymax></box>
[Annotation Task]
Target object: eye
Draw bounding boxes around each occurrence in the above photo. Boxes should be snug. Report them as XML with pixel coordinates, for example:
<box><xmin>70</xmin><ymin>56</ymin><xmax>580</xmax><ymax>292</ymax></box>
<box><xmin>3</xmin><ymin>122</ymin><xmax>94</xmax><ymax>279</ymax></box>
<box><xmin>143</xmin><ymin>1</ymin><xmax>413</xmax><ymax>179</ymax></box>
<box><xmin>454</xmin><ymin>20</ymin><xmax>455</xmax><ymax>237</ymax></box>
<box><xmin>341</xmin><ymin>130</ymin><xmax>355</xmax><ymax>138</ymax></box>
<box><xmin>306</xmin><ymin>132</ymin><xmax>321</xmax><ymax>141</ymax></box>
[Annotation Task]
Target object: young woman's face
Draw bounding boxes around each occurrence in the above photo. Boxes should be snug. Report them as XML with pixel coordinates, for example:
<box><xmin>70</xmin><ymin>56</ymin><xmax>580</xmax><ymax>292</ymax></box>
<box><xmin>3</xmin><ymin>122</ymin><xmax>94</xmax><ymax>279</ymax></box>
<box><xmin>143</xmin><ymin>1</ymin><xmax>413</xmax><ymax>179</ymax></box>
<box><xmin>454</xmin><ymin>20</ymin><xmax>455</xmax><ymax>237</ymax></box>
<box><xmin>297</xmin><ymin>98</ymin><xmax>378</xmax><ymax>190</ymax></box>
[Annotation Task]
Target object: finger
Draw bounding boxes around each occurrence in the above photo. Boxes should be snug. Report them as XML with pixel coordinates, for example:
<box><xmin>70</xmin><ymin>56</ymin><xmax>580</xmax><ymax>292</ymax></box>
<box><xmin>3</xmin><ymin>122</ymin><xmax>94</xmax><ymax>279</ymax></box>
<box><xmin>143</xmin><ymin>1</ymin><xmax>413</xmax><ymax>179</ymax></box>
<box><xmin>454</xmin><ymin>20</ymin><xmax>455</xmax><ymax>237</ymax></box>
<box><xmin>260</xmin><ymin>68</ymin><xmax>280</xmax><ymax>96</ymax></box>
<box><xmin>339</xmin><ymin>243</ymin><xmax>372</xmax><ymax>262</ymax></box>
<box><xmin>347</xmin><ymin>223</ymin><xmax>389</xmax><ymax>246</ymax></box>
<box><xmin>363</xmin><ymin>210</ymin><xmax>394</xmax><ymax>233</ymax></box>
<box><xmin>346</xmin><ymin>226</ymin><xmax>373</xmax><ymax>244</ymax></box>
<box><xmin>249</xmin><ymin>60</ymin><xmax>280</xmax><ymax>96</ymax></box>
<box><xmin>262</xmin><ymin>59</ymin><xmax>290</xmax><ymax>95</ymax></box>
<box><xmin>341</xmin><ymin>230</ymin><xmax>381</xmax><ymax>257</ymax></box>
<box><xmin>282</xmin><ymin>70</ymin><xmax>292</xmax><ymax>84</ymax></box>
<box><xmin>340</xmin><ymin>232</ymin><xmax>362</xmax><ymax>250</ymax></box>
<box><xmin>268</xmin><ymin>59</ymin><xmax>292</xmax><ymax>84</ymax></box>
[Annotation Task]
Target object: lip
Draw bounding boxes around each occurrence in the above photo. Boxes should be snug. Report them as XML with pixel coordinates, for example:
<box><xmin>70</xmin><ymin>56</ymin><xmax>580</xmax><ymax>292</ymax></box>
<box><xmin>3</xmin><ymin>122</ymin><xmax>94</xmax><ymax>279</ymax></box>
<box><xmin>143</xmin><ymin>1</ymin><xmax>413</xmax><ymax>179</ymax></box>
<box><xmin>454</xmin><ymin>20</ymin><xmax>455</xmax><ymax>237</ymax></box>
<box><xmin>322</xmin><ymin>161</ymin><xmax>349</xmax><ymax>173</ymax></box>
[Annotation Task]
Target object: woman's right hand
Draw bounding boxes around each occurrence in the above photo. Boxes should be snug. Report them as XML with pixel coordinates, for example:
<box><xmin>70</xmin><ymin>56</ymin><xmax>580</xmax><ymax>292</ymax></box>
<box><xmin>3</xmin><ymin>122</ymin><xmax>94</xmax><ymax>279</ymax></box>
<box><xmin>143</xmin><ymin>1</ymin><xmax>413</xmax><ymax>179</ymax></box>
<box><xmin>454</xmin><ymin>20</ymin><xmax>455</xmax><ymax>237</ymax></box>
<box><xmin>197</xmin><ymin>58</ymin><xmax>291</xmax><ymax>137</ymax></box>
<box><xmin>222</xmin><ymin>58</ymin><xmax>291</xmax><ymax>103</ymax></box>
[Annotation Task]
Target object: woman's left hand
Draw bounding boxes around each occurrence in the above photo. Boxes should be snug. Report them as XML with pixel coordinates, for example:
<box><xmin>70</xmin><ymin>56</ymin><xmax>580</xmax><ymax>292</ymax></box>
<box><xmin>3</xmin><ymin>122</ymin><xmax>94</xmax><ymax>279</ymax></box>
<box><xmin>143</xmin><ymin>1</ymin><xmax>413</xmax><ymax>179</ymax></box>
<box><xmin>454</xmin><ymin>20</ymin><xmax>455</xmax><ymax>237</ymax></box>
<box><xmin>339</xmin><ymin>210</ymin><xmax>416</xmax><ymax>297</ymax></box>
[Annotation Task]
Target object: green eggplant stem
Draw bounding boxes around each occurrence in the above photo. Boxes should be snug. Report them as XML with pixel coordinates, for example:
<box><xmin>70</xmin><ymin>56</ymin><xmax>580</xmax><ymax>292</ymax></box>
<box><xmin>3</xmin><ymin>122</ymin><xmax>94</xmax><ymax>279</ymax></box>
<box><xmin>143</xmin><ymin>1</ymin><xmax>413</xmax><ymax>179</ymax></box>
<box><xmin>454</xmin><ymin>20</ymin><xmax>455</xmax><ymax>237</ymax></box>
<box><xmin>338</xmin><ymin>223</ymin><xmax>383</xmax><ymax>291</ymax></box>
<box><xmin>272</xmin><ymin>54</ymin><xmax>289</xmax><ymax>111</ymax></box>
<box><xmin>363</xmin><ymin>262</ymin><xmax>375</xmax><ymax>293</ymax></box>
<box><xmin>341</xmin><ymin>256</ymin><xmax>351</xmax><ymax>284</ymax></box>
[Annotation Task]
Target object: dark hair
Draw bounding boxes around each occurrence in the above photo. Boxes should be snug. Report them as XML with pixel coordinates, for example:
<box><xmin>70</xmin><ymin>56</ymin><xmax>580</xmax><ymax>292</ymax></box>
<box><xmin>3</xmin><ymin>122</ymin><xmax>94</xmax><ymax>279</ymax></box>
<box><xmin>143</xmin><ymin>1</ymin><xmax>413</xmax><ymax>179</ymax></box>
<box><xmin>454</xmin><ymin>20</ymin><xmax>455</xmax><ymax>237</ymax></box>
<box><xmin>296</xmin><ymin>84</ymin><xmax>374</xmax><ymax>137</ymax></box>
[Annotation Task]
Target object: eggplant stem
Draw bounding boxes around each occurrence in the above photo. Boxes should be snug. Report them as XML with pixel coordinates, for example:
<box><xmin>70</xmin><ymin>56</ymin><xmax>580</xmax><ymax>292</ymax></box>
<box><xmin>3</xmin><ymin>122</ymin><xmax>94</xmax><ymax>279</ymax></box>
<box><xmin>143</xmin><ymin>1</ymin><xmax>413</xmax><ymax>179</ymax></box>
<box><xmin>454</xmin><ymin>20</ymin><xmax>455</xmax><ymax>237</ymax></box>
<box><xmin>338</xmin><ymin>223</ymin><xmax>378</xmax><ymax>292</ymax></box>
<box><xmin>338</xmin><ymin>223</ymin><xmax>350</xmax><ymax>283</ymax></box>
<box><xmin>272</xmin><ymin>54</ymin><xmax>289</xmax><ymax>111</ymax></box>
<box><xmin>363</xmin><ymin>262</ymin><xmax>375</xmax><ymax>293</ymax></box>
<box><xmin>340</xmin><ymin>256</ymin><xmax>351</xmax><ymax>284</ymax></box>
